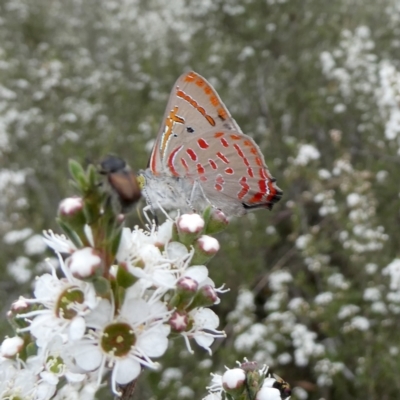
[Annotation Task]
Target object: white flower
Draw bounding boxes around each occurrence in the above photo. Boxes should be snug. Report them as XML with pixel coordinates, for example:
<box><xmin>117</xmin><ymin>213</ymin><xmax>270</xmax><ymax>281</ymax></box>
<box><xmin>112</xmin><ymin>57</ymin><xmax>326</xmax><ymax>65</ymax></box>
<box><xmin>222</xmin><ymin>368</ymin><xmax>246</xmax><ymax>390</ymax></box>
<box><xmin>0</xmin><ymin>359</ymin><xmax>57</xmax><ymax>400</ymax></box>
<box><xmin>0</xmin><ymin>336</ymin><xmax>24</xmax><ymax>357</ymax></box>
<box><xmin>346</xmin><ymin>193</ymin><xmax>361</xmax><ymax>207</ymax></box>
<box><xmin>3</xmin><ymin>228</ymin><xmax>33</xmax><ymax>244</ymax></box>
<box><xmin>383</xmin><ymin>258</ymin><xmax>400</xmax><ymax>290</ymax></box>
<box><xmin>25</xmin><ymin>234</ymin><xmax>48</xmax><ymax>255</ymax></box>
<box><xmin>293</xmin><ymin>144</ymin><xmax>320</xmax><ymax>166</ymax></box>
<box><xmin>43</xmin><ymin>230</ymin><xmax>77</xmax><ymax>254</ymax></box>
<box><xmin>256</xmin><ymin>378</ymin><xmax>282</xmax><ymax>400</ymax></box>
<box><xmin>69</xmin><ymin>295</ymin><xmax>171</xmax><ymax>396</ymax></box>
<box><xmin>16</xmin><ymin>256</ymin><xmax>98</xmax><ymax>348</ymax></box>
<box><xmin>67</xmin><ymin>248</ymin><xmax>102</xmax><ymax>279</ymax></box>
<box><xmin>177</xmin><ymin>213</ymin><xmax>205</xmax><ymax>233</ymax></box>
<box><xmin>180</xmin><ymin>308</ymin><xmax>225</xmax><ymax>355</ymax></box>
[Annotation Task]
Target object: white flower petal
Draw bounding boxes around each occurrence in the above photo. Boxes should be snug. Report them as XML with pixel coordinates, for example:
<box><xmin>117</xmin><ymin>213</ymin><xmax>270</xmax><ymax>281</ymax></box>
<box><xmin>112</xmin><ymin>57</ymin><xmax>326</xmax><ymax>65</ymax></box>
<box><xmin>155</xmin><ymin>220</ymin><xmax>173</xmax><ymax>244</ymax></box>
<box><xmin>114</xmin><ymin>358</ymin><xmax>141</xmax><ymax>384</ymax></box>
<box><xmin>40</xmin><ymin>371</ymin><xmax>59</xmax><ymax>385</ymax></box>
<box><xmin>69</xmin><ymin>316</ymin><xmax>86</xmax><ymax>341</ymax></box>
<box><xmin>65</xmin><ymin>371</ymin><xmax>86</xmax><ymax>383</ymax></box>
<box><xmin>152</xmin><ymin>269</ymin><xmax>176</xmax><ymax>288</ymax></box>
<box><xmin>193</xmin><ymin>308</ymin><xmax>219</xmax><ymax>330</ymax></box>
<box><xmin>256</xmin><ymin>386</ymin><xmax>282</xmax><ymax>400</ymax></box>
<box><xmin>34</xmin><ymin>274</ymin><xmax>60</xmax><ymax>299</ymax></box>
<box><xmin>184</xmin><ymin>265</ymin><xmax>209</xmax><ymax>283</ymax></box>
<box><xmin>85</xmin><ymin>299</ymin><xmax>112</xmax><ymax>329</ymax></box>
<box><xmin>194</xmin><ymin>334</ymin><xmax>214</xmax><ymax>351</ymax></box>
<box><xmin>36</xmin><ymin>382</ymin><xmax>57</xmax><ymax>400</ymax></box>
<box><xmin>167</xmin><ymin>242</ymin><xmax>189</xmax><ymax>259</ymax></box>
<box><xmin>72</xmin><ymin>343</ymin><xmax>103</xmax><ymax>371</ymax></box>
<box><xmin>122</xmin><ymin>299</ymin><xmax>150</xmax><ymax>324</ymax></box>
<box><xmin>137</xmin><ymin>329</ymin><xmax>169</xmax><ymax>357</ymax></box>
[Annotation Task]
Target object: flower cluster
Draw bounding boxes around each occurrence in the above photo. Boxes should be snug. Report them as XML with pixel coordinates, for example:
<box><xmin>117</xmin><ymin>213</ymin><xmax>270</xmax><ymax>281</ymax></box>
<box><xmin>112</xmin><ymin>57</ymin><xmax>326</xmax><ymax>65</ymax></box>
<box><xmin>203</xmin><ymin>360</ymin><xmax>291</xmax><ymax>400</ymax></box>
<box><xmin>0</xmin><ymin>161</ymin><xmax>228</xmax><ymax>399</ymax></box>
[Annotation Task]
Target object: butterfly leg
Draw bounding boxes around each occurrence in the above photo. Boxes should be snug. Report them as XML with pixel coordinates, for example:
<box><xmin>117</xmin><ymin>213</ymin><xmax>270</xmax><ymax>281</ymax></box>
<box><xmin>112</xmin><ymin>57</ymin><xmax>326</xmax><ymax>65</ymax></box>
<box><xmin>142</xmin><ymin>204</ymin><xmax>158</xmax><ymax>226</ymax></box>
<box><xmin>189</xmin><ymin>180</ymin><xmax>213</xmax><ymax>212</ymax></box>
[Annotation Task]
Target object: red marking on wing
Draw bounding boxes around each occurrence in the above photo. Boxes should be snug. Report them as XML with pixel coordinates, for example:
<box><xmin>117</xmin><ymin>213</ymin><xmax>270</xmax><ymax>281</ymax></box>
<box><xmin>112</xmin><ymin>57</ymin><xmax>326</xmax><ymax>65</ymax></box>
<box><xmin>205</xmin><ymin>115</ymin><xmax>216</xmax><ymax>126</ymax></box>
<box><xmin>243</xmin><ymin>140</ymin><xmax>252</xmax><ymax>146</ymax></box>
<box><xmin>225</xmin><ymin>167</ymin><xmax>234</xmax><ymax>175</ymax></box>
<box><xmin>210</xmin><ymin>96</ymin><xmax>219</xmax><ymax>106</ymax></box>
<box><xmin>230</xmin><ymin>134</ymin><xmax>241</xmax><ymax>140</ymax></box>
<box><xmin>217</xmin><ymin>152</ymin><xmax>229</xmax><ymax>164</ymax></box>
<box><xmin>234</xmin><ymin>143</ymin><xmax>250</xmax><ymax>167</ymax></box>
<box><xmin>197</xmin><ymin>138</ymin><xmax>209</xmax><ymax>149</ymax></box>
<box><xmin>238</xmin><ymin>176</ymin><xmax>250</xmax><ymax>200</ymax></box>
<box><xmin>216</xmin><ymin>175</ymin><xmax>225</xmax><ymax>185</ymax></box>
<box><xmin>215</xmin><ymin>174</ymin><xmax>225</xmax><ymax>192</ymax></box>
<box><xmin>233</xmin><ymin>143</ymin><xmax>244</xmax><ymax>157</ymax></box>
<box><xmin>220</xmin><ymin>137</ymin><xmax>229</xmax><ymax>148</ymax></box>
<box><xmin>196</xmin><ymin>78</ymin><xmax>205</xmax><ymax>87</ymax></box>
<box><xmin>197</xmin><ymin>163</ymin><xmax>205</xmax><ymax>175</ymax></box>
<box><xmin>259</xmin><ymin>180</ymin><xmax>267</xmax><ymax>194</ymax></box>
<box><xmin>209</xmin><ymin>159</ymin><xmax>218</xmax><ymax>170</ymax></box>
<box><xmin>247</xmin><ymin>167</ymin><xmax>254</xmax><ymax>178</ymax></box>
<box><xmin>186</xmin><ymin>148</ymin><xmax>197</xmax><ymax>161</ymax></box>
<box><xmin>260</xmin><ymin>168</ymin><xmax>268</xmax><ymax>179</ymax></box>
<box><xmin>204</xmin><ymin>86</ymin><xmax>212</xmax><ymax>95</ymax></box>
<box><xmin>184</xmin><ymin>72</ymin><xmax>197</xmax><ymax>82</ymax></box>
<box><xmin>150</xmin><ymin>147</ymin><xmax>158</xmax><ymax>174</ymax></box>
<box><xmin>180</xmin><ymin>158</ymin><xmax>189</xmax><ymax>173</ymax></box>
<box><xmin>255</xmin><ymin>157</ymin><xmax>262</xmax><ymax>167</ymax></box>
<box><xmin>249</xmin><ymin>192</ymin><xmax>264</xmax><ymax>204</ymax></box>
<box><xmin>200</xmin><ymin>176</ymin><xmax>208</xmax><ymax>182</ymax></box>
<box><xmin>167</xmin><ymin>145</ymin><xmax>183</xmax><ymax>176</ymax></box>
<box><xmin>250</xmin><ymin>147</ymin><xmax>258</xmax><ymax>155</ymax></box>
<box><xmin>218</xmin><ymin>108</ymin><xmax>228</xmax><ymax>120</ymax></box>
<box><xmin>214</xmin><ymin>132</ymin><xmax>224</xmax><ymax>138</ymax></box>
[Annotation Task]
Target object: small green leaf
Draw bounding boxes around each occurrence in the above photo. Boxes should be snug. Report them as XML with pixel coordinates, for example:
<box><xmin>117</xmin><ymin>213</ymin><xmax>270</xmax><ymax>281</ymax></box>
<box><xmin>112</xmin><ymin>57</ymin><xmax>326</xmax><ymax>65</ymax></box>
<box><xmin>116</xmin><ymin>265</ymin><xmax>137</xmax><ymax>289</ymax></box>
<box><xmin>93</xmin><ymin>276</ymin><xmax>111</xmax><ymax>295</ymax></box>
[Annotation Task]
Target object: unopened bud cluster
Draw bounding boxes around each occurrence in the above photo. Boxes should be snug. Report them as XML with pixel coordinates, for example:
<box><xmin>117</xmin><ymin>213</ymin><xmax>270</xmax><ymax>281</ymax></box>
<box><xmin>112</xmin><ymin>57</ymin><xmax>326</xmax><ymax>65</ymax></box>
<box><xmin>204</xmin><ymin>361</ymin><xmax>291</xmax><ymax>400</ymax></box>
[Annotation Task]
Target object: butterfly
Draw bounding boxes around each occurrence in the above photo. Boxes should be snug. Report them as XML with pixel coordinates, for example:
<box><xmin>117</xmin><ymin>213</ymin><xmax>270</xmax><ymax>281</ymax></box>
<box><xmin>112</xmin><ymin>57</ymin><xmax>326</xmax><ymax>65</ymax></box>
<box><xmin>138</xmin><ymin>71</ymin><xmax>282</xmax><ymax>217</ymax></box>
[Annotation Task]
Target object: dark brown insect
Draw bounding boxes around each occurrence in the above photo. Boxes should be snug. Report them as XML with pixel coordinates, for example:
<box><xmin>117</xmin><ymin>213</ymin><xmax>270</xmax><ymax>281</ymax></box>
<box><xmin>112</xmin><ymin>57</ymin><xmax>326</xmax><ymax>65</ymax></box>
<box><xmin>272</xmin><ymin>374</ymin><xmax>291</xmax><ymax>399</ymax></box>
<box><xmin>99</xmin><ymin>155</ymin><xmax>141</xmax><ymax>213</ymax></box>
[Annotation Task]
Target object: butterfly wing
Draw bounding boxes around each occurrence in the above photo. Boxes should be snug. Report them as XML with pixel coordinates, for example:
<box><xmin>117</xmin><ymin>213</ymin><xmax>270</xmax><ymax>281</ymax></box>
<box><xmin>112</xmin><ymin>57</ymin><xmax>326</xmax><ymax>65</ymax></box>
<box><xmin>165</xmin><ymin>128</ymin><xmax>282</xmax><ymax>216</ymax></box>
<box><xmin>149</xmin><ymin>71</ymin><xmax>241</xmax><ymax>176</ymax></box>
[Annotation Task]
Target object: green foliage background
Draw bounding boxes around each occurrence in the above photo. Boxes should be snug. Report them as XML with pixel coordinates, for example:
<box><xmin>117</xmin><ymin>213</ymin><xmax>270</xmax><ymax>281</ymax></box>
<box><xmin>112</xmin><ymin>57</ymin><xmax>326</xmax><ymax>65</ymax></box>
<box><xmin>1</xmin><ymin>0</ymin><xmax>400</xmax><ymax>399</ymax></box>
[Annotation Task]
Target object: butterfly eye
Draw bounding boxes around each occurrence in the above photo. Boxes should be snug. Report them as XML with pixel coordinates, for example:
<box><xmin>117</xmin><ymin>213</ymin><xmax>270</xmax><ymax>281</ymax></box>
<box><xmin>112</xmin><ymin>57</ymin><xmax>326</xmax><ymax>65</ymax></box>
<box><xmin>186</xmin><ymin>127</ymin><xmax>194</xmax><ymax>133</ymax></box>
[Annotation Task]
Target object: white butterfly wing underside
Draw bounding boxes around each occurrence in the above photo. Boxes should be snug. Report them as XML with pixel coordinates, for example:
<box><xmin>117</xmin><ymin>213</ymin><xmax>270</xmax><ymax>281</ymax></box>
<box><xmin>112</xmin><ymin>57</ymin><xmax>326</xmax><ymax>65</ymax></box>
<box><xmin>149</xmin><ymin>71</ymin><xmax>241</xmax><ymax>175</ymax></box>
<box><xmin>146</xmin><ymin>71</ymin><xmax>282</xmax><ymax>214</ymax></box>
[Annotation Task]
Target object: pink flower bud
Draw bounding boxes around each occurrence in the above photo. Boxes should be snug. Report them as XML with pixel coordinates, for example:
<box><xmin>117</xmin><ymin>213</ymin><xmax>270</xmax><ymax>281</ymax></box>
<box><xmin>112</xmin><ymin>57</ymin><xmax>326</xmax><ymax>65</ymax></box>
<box><xmin>177</xmin><ymin>214</ymin><xmax>205</xmax><ymax>234</ymax></box>
<box><xmin>222</xmin><ymin>368</ymin><xmax>246</xmax><ymax>393</ymax></box>
<box><xmin>58</xmin><ymin>197</ymin><xmax>84</xmax><ymax>216</ymax></box>
<box><xmin>205</xmin><ymin>209</ymin><xmax>229</xmax><ymax>234</ymax></box>
<box><xmin>197</xmin><ymin>235</ymin><xmax>220</xmax><ymax>255</ymax></box>
<box><xmin>169</xmin><ymin>311</ymin><xmax>188</xmax><ymax>332</ymax></box>
<box><xmin>1</xmin><ymin>336</ymin><xmax>24</xmax><ymax>358</ymax></box>
<box><xmin>177</xmin><ymin>276</ymin><xmax>199</xmax><ymax>293</ymax></box>
<box><xmin>67</xmin><ymin>247</ymin><xmax>103</xmax><ymax>279</ymax></box>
